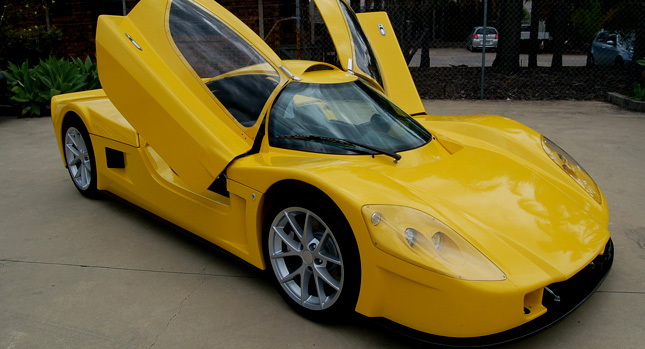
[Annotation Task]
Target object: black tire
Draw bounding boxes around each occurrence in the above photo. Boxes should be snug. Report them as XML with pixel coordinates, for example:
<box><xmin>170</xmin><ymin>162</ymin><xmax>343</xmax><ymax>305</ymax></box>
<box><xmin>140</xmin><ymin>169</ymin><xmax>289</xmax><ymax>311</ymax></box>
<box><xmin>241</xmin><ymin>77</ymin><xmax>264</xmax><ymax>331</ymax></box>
<box><xmin>586</xmin><ymin>53</ymin><xmax>595</xmax><ymax>67</ymax></box>
<box><xmin>614</xmin><ymin>56</ymin><xmax>624</xmax><ymax>68</ymax></box>
<box><xmin>263</xmin><ymin>191</ymin><xmax>361</xmax><ymax>323</ymax></box>
<box><xmin>62</xmin><ymin>118</ymin><xmax>99</xmax><ymax>198</ymax></box>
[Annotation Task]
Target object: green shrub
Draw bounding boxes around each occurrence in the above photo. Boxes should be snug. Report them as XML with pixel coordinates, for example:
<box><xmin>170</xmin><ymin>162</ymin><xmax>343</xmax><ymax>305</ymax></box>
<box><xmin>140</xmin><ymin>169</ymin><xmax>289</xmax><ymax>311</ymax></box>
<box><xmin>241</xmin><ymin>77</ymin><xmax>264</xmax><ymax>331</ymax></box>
<box><xmin>632</xmin><ymin>82</ymin><xmax>645</xmax><ymax>101</ymax></box>
<box><xmin>35</xmin><ymin>56</ymin><xmax>87</xmax><ymax>99</ymax></box>
<box><xmin>632</xmin><ymin>58</ymin><xmax>645</xmax><ymax>101</ymax></box>
<box><xmin>571</xmin><ymin>0</ymin><xmax>603</xmax><ymax>46</ymax></box>
<box><xmin>3</xmin><ymin>56</ymin><xmax>101</xmax><ymax>117</ymax></box>
<box><xmin>72</xmin><ymin>57</ymin><xmax>101</xmax><ymax>90</ymax></box>
<box><xmin>4</xmin><ymin>60</ymin><xmax>48</xmax><ymax>116</ymax></box>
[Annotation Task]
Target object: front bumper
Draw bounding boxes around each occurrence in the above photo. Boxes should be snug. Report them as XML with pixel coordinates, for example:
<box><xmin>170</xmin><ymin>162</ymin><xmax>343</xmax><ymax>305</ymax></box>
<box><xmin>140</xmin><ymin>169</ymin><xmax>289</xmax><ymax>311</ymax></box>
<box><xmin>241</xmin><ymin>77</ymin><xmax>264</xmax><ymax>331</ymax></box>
<box><xmin>371</xmin><ymin>238</ymin><xmax>614</xmax><ymax>347</ymax></box>
<box><xmin>472</xmin><ymin>40</ymin><xmax>498</xmax><ymax>49</ymax></box>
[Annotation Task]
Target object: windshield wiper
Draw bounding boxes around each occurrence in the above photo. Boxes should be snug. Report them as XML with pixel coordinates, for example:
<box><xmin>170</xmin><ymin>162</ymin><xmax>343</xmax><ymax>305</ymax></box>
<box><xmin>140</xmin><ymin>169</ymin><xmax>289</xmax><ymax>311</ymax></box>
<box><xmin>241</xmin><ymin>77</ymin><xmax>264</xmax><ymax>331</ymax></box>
<box><xmin>278</xmin><ymin>135</ymin><xmax>402</xmax><ymax>163</ymax></box>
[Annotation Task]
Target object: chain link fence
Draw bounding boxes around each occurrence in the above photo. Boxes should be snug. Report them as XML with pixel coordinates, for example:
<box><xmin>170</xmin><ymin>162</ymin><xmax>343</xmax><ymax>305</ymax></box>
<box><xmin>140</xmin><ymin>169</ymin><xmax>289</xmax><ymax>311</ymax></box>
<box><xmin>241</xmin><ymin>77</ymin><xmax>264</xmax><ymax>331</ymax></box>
<box><xmin>2</xmin><ymin>0</ymin><xmax>644</xmax><ymax>101</ymax></box>
<box><xmin>255</xmin><ymin>0</ymin><xmax>645</xmax><ymax>101</ymax></box>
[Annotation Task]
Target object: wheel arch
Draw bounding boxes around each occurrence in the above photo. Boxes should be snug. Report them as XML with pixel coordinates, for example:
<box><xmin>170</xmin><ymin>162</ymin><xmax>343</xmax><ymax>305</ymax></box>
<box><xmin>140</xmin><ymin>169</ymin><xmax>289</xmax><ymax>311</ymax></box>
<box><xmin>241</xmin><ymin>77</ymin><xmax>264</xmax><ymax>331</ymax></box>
<box><xmin>259</xmin><ymin>178</ymin><xmax>364</xmax><ymax>318</ymax></box>
<box><xmin>614</xmin><ymin>55</ymin><xmax>625</xmax><ymax>67</ymax></box>
<box><xmin>261</xmin><ymin>180</ymin><xmax>325</xmax><ymax>218</ymax></box>
<box><xmin>257</xmin><ymin>179</ymin><xmax>363</xmax><ymax>269</ymax></box>
<box><xmin>54</xmin><ymin>109</ymin><xmax>93</xmax><ymax>168</ymax></box>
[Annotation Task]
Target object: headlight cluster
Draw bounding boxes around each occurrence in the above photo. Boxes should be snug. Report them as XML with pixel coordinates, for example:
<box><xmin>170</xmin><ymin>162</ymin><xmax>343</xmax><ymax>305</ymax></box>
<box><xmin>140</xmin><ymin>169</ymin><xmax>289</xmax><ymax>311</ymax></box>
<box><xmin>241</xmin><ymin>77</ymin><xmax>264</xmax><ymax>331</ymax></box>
<box><xmin>541</xmin><ymin>136</ymin><xmax>601</xmax><ymax>204</ymax></box>
<box><xmin>362</xmin><ymin>205</ymin><xmax>506</xmax><ymax>281</ymax></box>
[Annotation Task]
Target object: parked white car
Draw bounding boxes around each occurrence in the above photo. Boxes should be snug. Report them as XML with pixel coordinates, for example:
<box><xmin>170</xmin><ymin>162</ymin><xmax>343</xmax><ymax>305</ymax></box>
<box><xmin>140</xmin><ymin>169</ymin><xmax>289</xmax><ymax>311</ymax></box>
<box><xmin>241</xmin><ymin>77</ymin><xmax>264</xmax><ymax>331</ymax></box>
<box><xmin>466</xmin><ymin>26</ymin><xmax>498</xmax><ymax>51</ymax></box>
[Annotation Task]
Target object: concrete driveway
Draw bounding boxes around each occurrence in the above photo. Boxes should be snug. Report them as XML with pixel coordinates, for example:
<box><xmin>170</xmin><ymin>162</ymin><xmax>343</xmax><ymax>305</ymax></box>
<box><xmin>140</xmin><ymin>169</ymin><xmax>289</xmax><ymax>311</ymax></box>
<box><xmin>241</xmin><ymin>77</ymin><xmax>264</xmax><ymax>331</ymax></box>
<box><xmin>1</xmin><ymin>100</ymin><xmax>643</xmax><ymax>348</ymax></box>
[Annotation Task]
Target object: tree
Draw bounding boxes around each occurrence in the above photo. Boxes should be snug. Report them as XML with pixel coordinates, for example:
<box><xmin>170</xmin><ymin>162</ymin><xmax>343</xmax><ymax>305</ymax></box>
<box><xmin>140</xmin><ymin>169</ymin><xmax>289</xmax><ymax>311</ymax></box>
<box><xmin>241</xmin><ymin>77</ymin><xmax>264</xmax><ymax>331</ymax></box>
<box><xmin>631</xmin><ymin>17</ymin><xmax>645</xmax><ymax>85</ymax></box>
<box><xmin>492</xmin><ymin>0</ymin><xmax>523</xmax><ymax>73</ymax></box>
<box><xmin>550</xmin><ymin>0</ymin><xmax>568</xmax><ymax>69</ymax></box>
<box><xmin>528</xmin><ymin>0</ymin><xmax>542</xmax><ymax>68</ymax></box>
<box><xmin>0</xmin><ymin>0</ymin><xmax>61</xmax><ymax>67</ymax></box>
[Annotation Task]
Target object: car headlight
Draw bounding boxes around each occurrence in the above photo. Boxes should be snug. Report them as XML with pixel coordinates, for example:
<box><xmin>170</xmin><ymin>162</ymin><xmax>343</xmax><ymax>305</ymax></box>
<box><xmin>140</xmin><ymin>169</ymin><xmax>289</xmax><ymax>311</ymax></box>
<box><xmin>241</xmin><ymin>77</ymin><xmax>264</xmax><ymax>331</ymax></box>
<box><xmin>541</xmin><ymin>136</ymin><xmax>601</xmax><ymax>204</ymax></box>
<box><xmin>362</xmin><ymin>205</ymin><xmax>506</xmax><ymax>281</ymax></box>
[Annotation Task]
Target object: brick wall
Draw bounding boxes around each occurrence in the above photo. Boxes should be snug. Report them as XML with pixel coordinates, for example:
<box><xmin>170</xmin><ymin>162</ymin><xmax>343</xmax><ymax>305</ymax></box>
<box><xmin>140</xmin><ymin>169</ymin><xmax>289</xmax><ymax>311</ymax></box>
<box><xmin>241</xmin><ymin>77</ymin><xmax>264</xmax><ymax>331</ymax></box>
<box><xmin>6</xmin><ymin>0</ymin><xmax>297</xmax><ymax>60</ymax></box>
<box><xmin>52</xmin><ymin>0</ymin><xmax>290</xmax><ymax>59</ymax></box>
<box><xmin>50</xmin><ymin>0</ymin><xmax>140</xmax><ymax>58</ymax></box>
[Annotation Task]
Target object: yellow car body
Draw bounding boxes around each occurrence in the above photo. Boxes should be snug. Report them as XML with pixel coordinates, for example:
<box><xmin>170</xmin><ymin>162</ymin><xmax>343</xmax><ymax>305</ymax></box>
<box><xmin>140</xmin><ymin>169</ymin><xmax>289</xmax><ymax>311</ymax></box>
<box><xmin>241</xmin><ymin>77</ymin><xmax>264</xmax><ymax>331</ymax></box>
<box><xmin>51</xmin><ymin>0</ymin><xmax>612</xmax><ymax>345</ymax></box>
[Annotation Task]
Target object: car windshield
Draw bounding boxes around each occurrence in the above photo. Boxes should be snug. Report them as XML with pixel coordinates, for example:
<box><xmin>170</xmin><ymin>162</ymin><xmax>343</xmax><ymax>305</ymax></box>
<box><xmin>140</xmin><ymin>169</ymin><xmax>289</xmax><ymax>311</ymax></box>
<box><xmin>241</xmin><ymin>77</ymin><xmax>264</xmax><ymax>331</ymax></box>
<box><xmin>269</xmin><ymin>81</ymin><xmax>432</xmax><ymax>155</ymax></box>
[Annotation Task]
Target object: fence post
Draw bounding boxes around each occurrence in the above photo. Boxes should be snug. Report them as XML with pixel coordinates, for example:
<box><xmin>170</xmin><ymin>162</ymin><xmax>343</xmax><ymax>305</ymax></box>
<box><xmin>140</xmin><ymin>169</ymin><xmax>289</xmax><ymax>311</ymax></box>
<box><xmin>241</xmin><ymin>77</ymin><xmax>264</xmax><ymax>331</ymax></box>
<box><xmin>480</xmin><ymin>0</ymin><xmax>488</xmax><ymax>100</ymax></box>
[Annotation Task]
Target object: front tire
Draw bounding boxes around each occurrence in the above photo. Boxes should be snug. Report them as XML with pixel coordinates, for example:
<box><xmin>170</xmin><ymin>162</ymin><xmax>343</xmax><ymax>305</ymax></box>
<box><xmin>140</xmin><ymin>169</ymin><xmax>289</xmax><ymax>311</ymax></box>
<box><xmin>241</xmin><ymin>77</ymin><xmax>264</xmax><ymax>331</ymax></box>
<box><xmin>586</xmin><ymin>53</ymin><xmax>595</xmax><ymax>67</ymax></box>
<box><xmin>264</xmin><ymin>194</ymin><xmax>360</xmax><ymax>322</ymax></box>
<box><xmin>63</xmin><ymin>119</ymin><xmax>98</xmax><ymax>198</ymax></box>
<box><xmin>614</xmin><ymin>56</ymin><xmax>624</xmax><ymax>68</ymax></box>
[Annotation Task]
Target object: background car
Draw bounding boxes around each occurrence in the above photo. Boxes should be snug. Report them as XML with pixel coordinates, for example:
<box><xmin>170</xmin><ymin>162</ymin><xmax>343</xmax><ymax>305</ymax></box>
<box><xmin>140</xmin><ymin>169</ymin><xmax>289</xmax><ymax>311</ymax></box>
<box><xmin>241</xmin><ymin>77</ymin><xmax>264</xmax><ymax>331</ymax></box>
<box><xmin>587</xmin><ymin>30</ymin><xmax>634</xmax><ymax>68</ymax></box>
<box><xmin>466</xmin><ymin>26</ymin><xmax>498</xmax><ymax>51</ymax></box>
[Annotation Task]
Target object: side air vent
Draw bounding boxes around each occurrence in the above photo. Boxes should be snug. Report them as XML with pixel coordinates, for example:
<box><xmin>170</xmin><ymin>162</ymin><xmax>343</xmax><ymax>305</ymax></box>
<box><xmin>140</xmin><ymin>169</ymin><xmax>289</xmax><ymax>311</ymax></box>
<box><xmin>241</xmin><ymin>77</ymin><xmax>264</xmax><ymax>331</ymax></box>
<box><xmin>105</xmin><ymin>148</ymin><xmax>125</xmax><ymax>168</ymax></box>
<box><xmin>208</xmin><ymin>173</ymin><xmax>230</xmax><ymax>197</ymax></box>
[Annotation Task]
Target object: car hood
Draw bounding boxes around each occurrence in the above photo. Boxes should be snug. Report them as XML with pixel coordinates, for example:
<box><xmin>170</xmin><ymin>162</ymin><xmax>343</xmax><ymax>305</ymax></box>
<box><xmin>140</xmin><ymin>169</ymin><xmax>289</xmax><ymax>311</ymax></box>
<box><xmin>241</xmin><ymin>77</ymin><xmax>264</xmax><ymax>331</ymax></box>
<box><xmin>373</xmin><ymin>142</ymin><xmax>608</xmax><ymax>284</ymax></box>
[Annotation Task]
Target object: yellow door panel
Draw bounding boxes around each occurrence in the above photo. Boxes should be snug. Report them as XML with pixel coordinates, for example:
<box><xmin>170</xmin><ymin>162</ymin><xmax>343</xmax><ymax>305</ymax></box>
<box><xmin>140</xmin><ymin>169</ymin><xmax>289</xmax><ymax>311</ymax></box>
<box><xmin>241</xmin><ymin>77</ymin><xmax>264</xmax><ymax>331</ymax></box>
<box><xmin>313</xmin><ymin>0</ymin><xmax>354</xmax><ymax>72</ymax></box>
<box><xmin>357</xmin><ymin>12</ymin><xmax>425</xmax><ymax>116</ymax></box>
<box><xmin>96</xmin><ymin>0</ymin><xmax>285</xmax><ymax>193</ymax></box>
<box><xmin>314</xmin><ymin>0</ymin><xmax>383</xmax><ymax>90</ymax></box>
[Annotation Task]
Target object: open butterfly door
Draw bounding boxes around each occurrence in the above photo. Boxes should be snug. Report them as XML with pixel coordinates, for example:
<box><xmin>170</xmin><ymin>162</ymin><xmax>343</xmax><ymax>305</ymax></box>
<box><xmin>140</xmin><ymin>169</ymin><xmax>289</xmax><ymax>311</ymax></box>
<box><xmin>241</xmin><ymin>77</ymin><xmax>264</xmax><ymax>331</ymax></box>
<box><xmin>96</xmin><ymin>0</ymin><xmax>285</xmax><ymax>193</ymax></box>
<box><xmin>314</xmin><ymin>0</ymin><xmax>425</xmax><ymax>116</ymax></box>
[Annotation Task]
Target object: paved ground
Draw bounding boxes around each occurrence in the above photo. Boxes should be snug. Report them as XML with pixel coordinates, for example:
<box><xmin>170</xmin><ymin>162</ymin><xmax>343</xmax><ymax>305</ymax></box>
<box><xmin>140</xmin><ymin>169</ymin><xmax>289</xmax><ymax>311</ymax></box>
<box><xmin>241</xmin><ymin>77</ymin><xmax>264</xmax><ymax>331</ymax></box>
<box><xmin>1</xmin><ymin>100</ymin><xmax>643</xmax><ymax>348</ymax></box>
<box><xmin>409</xmin><ymin>48</ymin><xmax>587</xmax><ymax>67</ymax></box>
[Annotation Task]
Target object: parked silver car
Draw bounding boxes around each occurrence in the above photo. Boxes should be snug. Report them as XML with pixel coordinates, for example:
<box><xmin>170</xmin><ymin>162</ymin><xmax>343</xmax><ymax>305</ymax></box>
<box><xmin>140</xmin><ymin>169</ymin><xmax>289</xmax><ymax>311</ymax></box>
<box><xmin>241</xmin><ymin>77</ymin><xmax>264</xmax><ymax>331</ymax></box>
<box><xmin>587</xmin><ymin>31</ymin><xmax>634</xmax><ymax>68</ymax></box>
<box><xmin>466</xmin><ymin>26</ymin><xmax>498</xmax><ymax>51</ymax></box>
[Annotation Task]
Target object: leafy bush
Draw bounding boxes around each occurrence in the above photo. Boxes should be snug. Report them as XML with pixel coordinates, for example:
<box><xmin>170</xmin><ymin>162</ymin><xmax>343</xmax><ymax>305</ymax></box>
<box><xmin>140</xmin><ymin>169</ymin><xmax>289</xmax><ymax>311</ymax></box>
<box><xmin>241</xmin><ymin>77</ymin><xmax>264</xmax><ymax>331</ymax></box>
<box><xmin>35</xmin><ymin>56</ymin><xmax>87</xmax><ymax>99</ymax></box>
<box><xmin>628</xmin><ymin>58</ymin><xmax>645</xmax><ymax>101</ymax></box>
<box><xmin>571</xmin><ymin>0</ymin><xmax>603</xmax><ymax>46</ymax></box>
<box><xmin>3</xmin><ymin>60</ymin><xmax>48</xmax><ymax>116</ymax></box>
<box><xmin>632</xmin><ymin>82</ymin><xmax>645</xmax><ymax>101</ymax></box>
<box><xmin>72</xmin><ymin>57</ymin><xmax>101</xmax><ymax>90</ymax></box>
<box><xmin>3</xmin><ymin>56</ymin><xmax>101</xmax><ymax>117</ymax></box>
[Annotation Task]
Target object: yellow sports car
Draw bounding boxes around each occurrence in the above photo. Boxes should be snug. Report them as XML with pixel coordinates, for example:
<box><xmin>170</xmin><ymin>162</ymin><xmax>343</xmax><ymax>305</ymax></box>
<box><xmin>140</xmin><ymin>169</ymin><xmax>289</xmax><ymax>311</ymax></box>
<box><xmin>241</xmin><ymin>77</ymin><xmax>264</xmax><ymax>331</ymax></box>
<box><xmin>51</xmin><ymin>0</ymin><xmax>613</xmax><ymax>345</ymax></box>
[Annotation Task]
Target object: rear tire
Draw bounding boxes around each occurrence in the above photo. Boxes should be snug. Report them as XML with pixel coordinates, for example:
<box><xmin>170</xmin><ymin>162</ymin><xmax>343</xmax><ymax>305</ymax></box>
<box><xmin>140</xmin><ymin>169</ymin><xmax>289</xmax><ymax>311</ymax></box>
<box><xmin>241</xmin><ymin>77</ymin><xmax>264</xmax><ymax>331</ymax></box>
<box><xmin>614</xmin><ymin>56</ymin><xmax>624</xmax><ymax>68</ymax></box>
<box><xmin>586</xmin><ymin>53</ymin><xmax>595</xmax><ymax>67</ymax></box>
<box><xmin>62</xmin><ymin>118</ymin><xmax>99</xmax><ymax>198</ymax></box>
<box><xmin>263</xmin><ymin>192</ymin><xmax>360</xmax><ymax>323</ymax></box>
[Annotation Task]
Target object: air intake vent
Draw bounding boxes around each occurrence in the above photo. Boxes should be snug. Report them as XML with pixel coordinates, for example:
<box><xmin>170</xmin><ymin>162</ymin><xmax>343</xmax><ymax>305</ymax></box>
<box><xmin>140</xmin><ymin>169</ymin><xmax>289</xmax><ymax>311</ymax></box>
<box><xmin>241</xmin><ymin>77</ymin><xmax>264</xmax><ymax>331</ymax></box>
<box><xmin>105</xmin><ymin>148</ymin><xmax>125</xmax><ymax>168</ymax></box>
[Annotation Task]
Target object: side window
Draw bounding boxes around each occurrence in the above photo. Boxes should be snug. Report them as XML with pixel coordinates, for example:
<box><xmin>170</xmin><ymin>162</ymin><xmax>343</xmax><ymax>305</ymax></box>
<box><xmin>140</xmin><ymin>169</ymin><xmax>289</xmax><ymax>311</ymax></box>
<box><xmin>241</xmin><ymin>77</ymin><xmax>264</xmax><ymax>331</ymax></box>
<box><xmin>169</xmin><ymin>0</ymin><xmax>280</xmax><ymax>127</ymax></box>
<box><xmin>596</xmin><ymin>33</ymin><xmax>608</xmax><ymax>43</ymax></box>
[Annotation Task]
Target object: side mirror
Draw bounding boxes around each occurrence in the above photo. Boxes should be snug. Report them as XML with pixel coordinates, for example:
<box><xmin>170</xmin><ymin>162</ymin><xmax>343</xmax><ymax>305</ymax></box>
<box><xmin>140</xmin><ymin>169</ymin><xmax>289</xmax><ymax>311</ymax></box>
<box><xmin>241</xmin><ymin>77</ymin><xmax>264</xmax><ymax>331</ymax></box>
<box><xmin>606</xmin><ymin>40</ymin><xmax>616</xmax><ymax>46</ymax></box>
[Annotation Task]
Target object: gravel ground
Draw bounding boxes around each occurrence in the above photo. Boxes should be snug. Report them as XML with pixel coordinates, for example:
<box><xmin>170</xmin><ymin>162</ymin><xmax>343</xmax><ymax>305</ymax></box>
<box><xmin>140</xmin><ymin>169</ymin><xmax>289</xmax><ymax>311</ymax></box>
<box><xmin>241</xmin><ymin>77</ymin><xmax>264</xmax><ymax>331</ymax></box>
<box><xmin>412</xmin><ymin>66</ymin><xmax>635</xmax><ymax>101</ymax></box>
